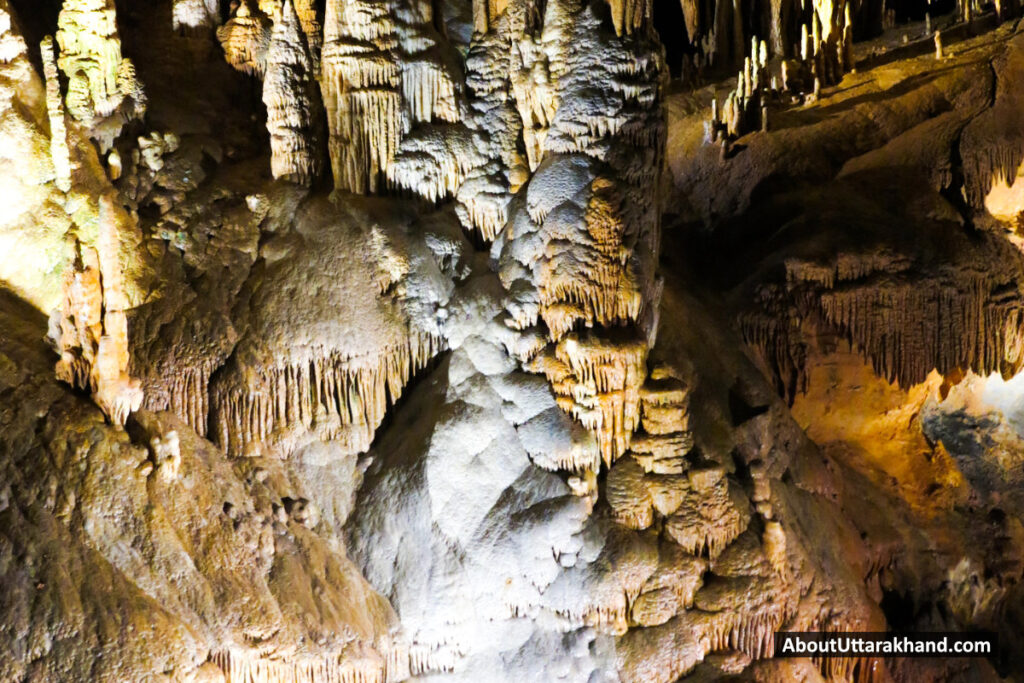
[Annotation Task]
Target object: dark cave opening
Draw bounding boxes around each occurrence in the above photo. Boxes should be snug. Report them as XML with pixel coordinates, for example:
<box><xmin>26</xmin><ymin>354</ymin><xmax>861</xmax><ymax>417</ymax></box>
<box><xmin>653</xmin><ymin>0</ymin><xmax>692</xmax><ymax>77</ymax></box>
<box><xmin>889</xmin><ymin>0</ymin><xmax>958</xmax><ymax>23</ymax></box>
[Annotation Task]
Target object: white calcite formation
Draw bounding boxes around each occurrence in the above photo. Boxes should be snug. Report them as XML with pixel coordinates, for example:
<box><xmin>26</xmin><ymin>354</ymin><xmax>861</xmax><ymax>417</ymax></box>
<box><xmin>494</xmin><ymin>0</ymin><xmax>665</xmax><ymax>467</ymax></box>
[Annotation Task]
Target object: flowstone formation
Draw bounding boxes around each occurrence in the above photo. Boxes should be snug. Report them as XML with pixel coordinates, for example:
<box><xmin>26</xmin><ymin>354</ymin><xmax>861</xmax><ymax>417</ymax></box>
<box><xmin>52</xmin><ymin>197</ymin><xmax>144</xmax><ymax>426</ymax></box>
<box><xmin>4</xmin><ymin>0</ymin><xmax>1024</xmax><ymax>680</ymax></box>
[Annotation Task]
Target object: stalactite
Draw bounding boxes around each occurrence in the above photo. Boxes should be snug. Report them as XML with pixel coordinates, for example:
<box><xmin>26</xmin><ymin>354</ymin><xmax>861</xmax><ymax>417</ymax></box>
<box><xmin>400</xmin><ymin>60</ymin><xmax>460</xmax><ymax>126</ymax></box>
<box><xmin>212</xmin><ymin>333</ymin><xmax>442</xmax><ymax>456</ymax></box>
<box><xmin>320</xmin><ymin>0</ymin><xmax>402</xmax><ymax>194</ymax></box>
<box><xmin>263</xmin><ymin>0</ymin><xmax>323</xmax><ymax>185</ymax></box>
<box><xmin>964</xmin><ymin>140</ymin><xmax>1024</xmax><ymax>209</ymax></box>
<box><xmin>607</xmin><ymin>455</ymin><xmax>655</xmax><ymax>529</ymax></box>
<box><xmin>536</xmin><ymin>177</ymin><xmax>647</xmax><ymax>341</ymax></box>
<box><xmin>510</xmin><ymin>38</ymin><xmax>557</xmax><ymax>172</ymax></box>
<box><xmin>387</xmin><ymin>126</ymin><xmax>478</xmax><ymax>202</ymax></box>
<box><xmin>41</xmin><ymin>36</ymin><xmax>71</xmax><ymax>194</ymax></box>
<box><xmin>55</xmin><ymin>0</ymin><xmax>145</xmax><ymax>125</ymax></box>
<box><xmin>139</xmin><ymin>361</ymin><xmax>217</xmax><ymax>437</ymax></box>
<box><xmin>663</xmin><ymin>468</ymin><xmax>751</xmax><ymax>560</ymax></box>
<box><xmin>293</xmin><ymin>0</ymin><xmax>322</xmax><ymax>72</ymax></box>
<box><xmin>217</xmin><ymin>2</ymin><xmax>273</xmax><ymax>76</ymax></box>
<box><xmin>173</xmin><ymin>0</ymin><xmax>221</xmax><ymax>33</ymax></box>
<box><xmin>701</xmin><ymin>600</ymin><xmax>791</xmax><ymax>661</ymax></box>
<box><xmin>529</xmin><ymin>331</ymin><xmax>648</xmax><ymax>465</ymax></box>
<box><xmin>55</xmin><ymin>198</ymin><xmax>144</xmax><ymax>426</ymax></box>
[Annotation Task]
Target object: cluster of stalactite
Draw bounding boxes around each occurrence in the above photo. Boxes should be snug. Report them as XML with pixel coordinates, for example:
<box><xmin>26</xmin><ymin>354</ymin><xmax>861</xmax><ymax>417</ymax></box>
<box><xmin>493</xmin><ymin>0</ymin><xmax>666</xmax><ymax>468</ymax></box>
<box><xmin>318</xmin><ymin>0</ymin><xmax>403</xmax><ymax>194</ymax></box>
<box><xmin>528</xmin><ymin>330</ymin><xmax>650</xmax><ymax>464</ymax></box>
<box><xmin>320</xmin><ymin>0</ymin><xmax>462</xmax><ymax>195</ymax></box>
<box><xmin>216</xmin><ymin>0</ymin><xmax>463</xmax><ymax>192</ymax></box>
<box><xmin>138</xmin><ymin>360</ymin><xmax>217</xmax><ymax>437</ymax></box>
<box><xmin>52</xmin><ymin>0</ymin><xmax>145</xmax><ymax>131</ymax></box>
<box><xmin>741</xmin><ymin>257</ymin><xmax>1024</xmax><ymax>400</ymax></box>
<box><xmin>211</xmin><ymin>648</ymin><xmax>398</xmax><ymax>683</ymax></box>
<box><xmin>211</xmin><ymin>333</ymin><xmax>442</xmax><ymax>456</ymax></box>
<box><xmin>53</xmin><ymin>198</ymin><xmax>144</xmax><ymax>426</ymax></box>
<box><xmin>209</xmin><ymin>632</ymin><xmax>462</xmax><ymax>681</ymax></box>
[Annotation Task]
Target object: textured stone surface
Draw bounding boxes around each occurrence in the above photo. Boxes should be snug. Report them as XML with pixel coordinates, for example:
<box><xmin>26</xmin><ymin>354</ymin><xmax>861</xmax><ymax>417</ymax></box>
<box><xmin>1</xmin><ymin>0</ymin><xmax>1024</xmax><ymax>681</ymax></box>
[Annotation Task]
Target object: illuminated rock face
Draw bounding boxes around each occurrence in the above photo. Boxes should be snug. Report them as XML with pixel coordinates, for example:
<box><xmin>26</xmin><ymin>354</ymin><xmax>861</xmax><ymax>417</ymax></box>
<box><xmin>262</xmin><ymin>0</ymin><xmax>322</xmax><ymax>185</ymax></box>
<box><xmin>5</xmin><ymin>0</ymin><xmax>1024</xmax><ymax>681</ymax></box>
<box><xmin>53</xmin><ymin>198</ymin><xmax>144</xmax><ymax>425</ymax></box>
<box><xmin>217</xmin><ymin>2</ymin><xmax>273</xmax><ymax>75</ymax></box>
<box><xmin>55</xmin><ymin>0</ymin><xmax>145</xmax><ymax>133</ymax></box>
<box><xmin>172</xmin><ymin>0</ymin><xmax>220</xmax><ymax>33</ymax></box>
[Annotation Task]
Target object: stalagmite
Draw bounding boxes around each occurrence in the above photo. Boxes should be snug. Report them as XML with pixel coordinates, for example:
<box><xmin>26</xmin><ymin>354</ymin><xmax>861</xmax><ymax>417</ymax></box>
<box><xmin>150</xmin><ymin>430</ymin><xmax>181</xmax><ymax>480</ymax></box>
<box><xmin>54</xmin><ymin>198</ymin><xmax>144</xmax><ymax>426</ymax></box>
<box><xmin>41</xmin><ymin>36</ymin><xmax>71</xmax><ymax>193</ymax></box>
<box><xmin>629</xmin><ymin>371</ymin><xmax>693</xmax><ymax>473</ymax></box>
<box><xmin>262</xmin><ymin>0</ymin><xmax>323</xmax><ymax>184</ymax></box>
<box><xmin>763</xmin><ymin>521</ymin><xmax>787</xmax><ymax>574</ymax></box>
<box><xmin>935</xmin><ymin>30</ymin><xmax>944</xmax><ymax>60</ymax></box>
